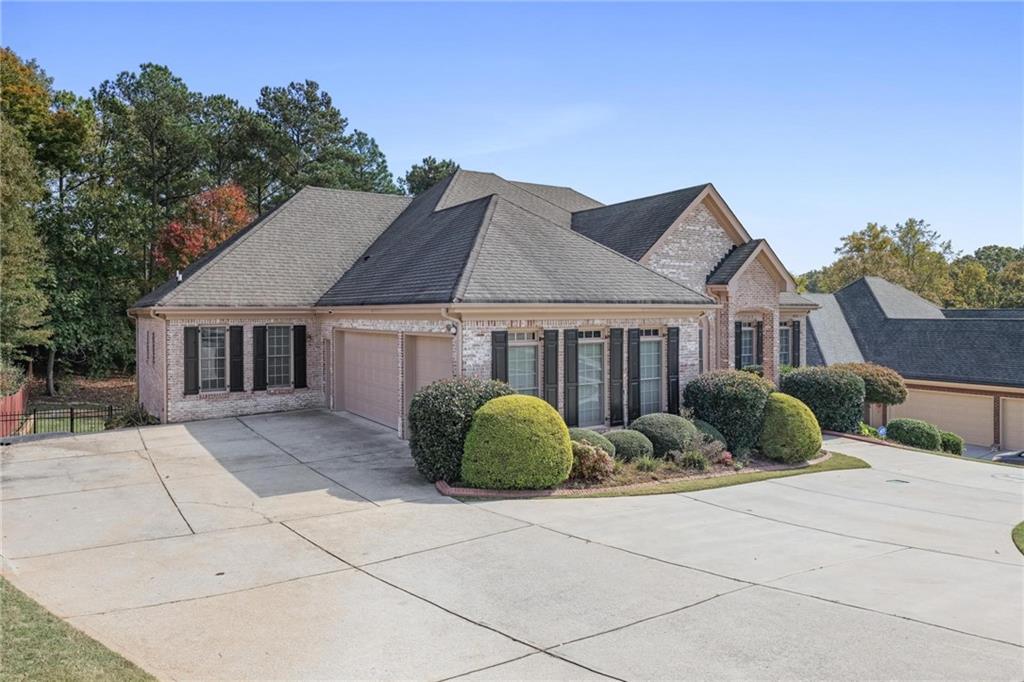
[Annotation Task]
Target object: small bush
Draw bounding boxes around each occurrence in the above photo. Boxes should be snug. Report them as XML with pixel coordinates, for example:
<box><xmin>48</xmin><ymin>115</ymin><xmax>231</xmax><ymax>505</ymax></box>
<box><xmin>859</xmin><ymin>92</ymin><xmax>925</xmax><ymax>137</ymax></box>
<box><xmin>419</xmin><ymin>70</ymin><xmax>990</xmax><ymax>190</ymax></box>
<box><xmin>858</xmin><ymin>421</ymin><xmax>880</xmax><ymax>439</ymax></box>
<box><xmin>683</xmin><ymin>370</ymin><xmax>774</xmax><ymax>452</ymax></box>
<box><xmin>461</xmin><ymin>395</ymin><xmax>572</xmax><ymax>489</ymax></box>
<box><xmin>408</xmin><ymin>377</ymin><xmax>514</xmax><ymax>482</ymax></box>
<box><xmin>628</xmin><ymin>413</ymin><xmax>700</xmax><ymax>458</ymax></box>
<box><xmin>740</xmin><ymin>364</ymin><xmax>764</xmax><ymax>377</ymax></box>
<box><xmin>568</xmin><ymin>428</ymin><xmax>616</xmax><ymax>458</ymax></box>
<box><xmin>698</xmin><ymin>438</ymin><xmax>726</xmax><ymax>463</ymax></box>
<box><xmin>885</xmin><ymin>418</ymin><xmax>942</xmax><ymax>451</ymax></box>
<box><xmin>106</xmin><ymin>404</ymin><xmax>160</xmax><ymax>429</ymax></box>
<box><xmin>940</xmin><ymin>431</ymin><xmax>964</xmax><ymax>455</ymax></box>
<box><xmin>779</xmin><ymin>364</ymin><xmax>795</xmax><ymax>376</ymax></box>
<box><xmin>605</xmin><ymin>430</ymin><xmax>654</xmax><ymax>462</ymax></box>
<box><xmin>832</xmin><ymin>362</ymin><xmax>907</xmax><ymax>406</ymax></box>
<box><xmin>758</xmin><ymin>393</ymin><xmax>822</xmax><ymax>463</ymax></box>
<box><xmin>570</xmin><ymin>440</ymin><xmax>615</xmax><ymax>483</ymax></box>
<box><xmin>0</xmin><ymin>359</ymin><xmax>25</xmax><ymax>397</ymax></box>
<box><xmin>693</xmin><ymin>419</ymin><xmax>727</xmax><ymax>446</ymax></box>
<box><xmin>780</xmin><ymin>367</ymin><xmax>865</xmax><ymax>433</ymax></box>
<box><xmin>673</xmin><ymin>450</ymin><xmax>708</xmax><ymax>471</ymax></box>
<box><xmin>634</xmin><ymin>455</ymin><xmax>659</xmax><ymax>472</ymax></box>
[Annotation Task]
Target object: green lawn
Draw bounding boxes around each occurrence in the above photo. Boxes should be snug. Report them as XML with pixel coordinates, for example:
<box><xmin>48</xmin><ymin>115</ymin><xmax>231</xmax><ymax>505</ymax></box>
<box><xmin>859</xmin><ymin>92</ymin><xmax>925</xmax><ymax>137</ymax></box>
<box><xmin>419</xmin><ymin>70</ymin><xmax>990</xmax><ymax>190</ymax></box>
<box><xmin>18</xmin><ymin>404</ymin><xmax>110</xmax><ymax>435</ymax></box>
<box><xmin>0</xmin><ymin>577</ymin><xmax>152</xmax><ymax>682</ymax></box>
<box><xmin>551</xmin><ymin>452</ymin><xmax>869</xmax><ymax>499</ymax></box>
<box><xmin>1013</xmin><ymin>522</ymin><xmax>1024</xmax><ymax>556</ymax></box>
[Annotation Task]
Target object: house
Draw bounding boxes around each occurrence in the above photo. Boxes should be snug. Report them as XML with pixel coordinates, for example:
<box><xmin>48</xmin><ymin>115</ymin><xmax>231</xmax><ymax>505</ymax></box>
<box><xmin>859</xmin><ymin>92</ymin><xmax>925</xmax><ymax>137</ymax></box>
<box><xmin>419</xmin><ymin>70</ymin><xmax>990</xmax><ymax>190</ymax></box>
<box><xmin>129</xmin><ymin>170</ymin><xmax>816</xmax><ymax>435</ymax></box>
<box><xmin>804</xmin><ymin>276</ymin><xmax>1024</xmax><ymax>450</ymax></box>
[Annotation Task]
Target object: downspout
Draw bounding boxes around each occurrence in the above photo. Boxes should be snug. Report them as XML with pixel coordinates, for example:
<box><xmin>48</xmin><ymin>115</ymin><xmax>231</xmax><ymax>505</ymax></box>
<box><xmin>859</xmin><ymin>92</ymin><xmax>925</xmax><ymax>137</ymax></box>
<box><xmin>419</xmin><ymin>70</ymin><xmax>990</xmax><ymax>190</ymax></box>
<box><xmin>441</xmin><ymin>307</ymin><xmax>463</xmax><ymax>376</ymax></box>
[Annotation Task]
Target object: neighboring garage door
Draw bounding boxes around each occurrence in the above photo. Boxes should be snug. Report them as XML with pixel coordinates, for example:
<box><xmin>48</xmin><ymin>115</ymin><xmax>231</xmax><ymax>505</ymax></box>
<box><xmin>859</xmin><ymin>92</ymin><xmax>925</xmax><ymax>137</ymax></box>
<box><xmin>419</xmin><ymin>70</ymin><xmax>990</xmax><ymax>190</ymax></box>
<box><xmin>335</xmin><ymin>331</ymin><xmax>399</xmax><ymax>428</ymax></box>
<box><xmin>890</xmin><ymin>389</ymin><xmax>992</xmax><ymax>445</ymax></box>
<box><xmin>404</xmin><ymin>335</ymin><xmax>454</xmax><ymax>427</ymax></box>
<box><xmin>1001</xmin><ymin>398</ymin><xmax>1024</xmax><ymax>451</ymax></box>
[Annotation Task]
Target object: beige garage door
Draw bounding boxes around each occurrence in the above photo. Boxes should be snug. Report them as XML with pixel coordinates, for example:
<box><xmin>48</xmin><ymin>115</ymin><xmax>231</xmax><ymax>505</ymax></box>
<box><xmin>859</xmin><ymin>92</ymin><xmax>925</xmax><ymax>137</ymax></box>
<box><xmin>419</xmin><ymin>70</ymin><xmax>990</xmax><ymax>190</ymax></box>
<box><xmin>1001</xmin><ymin>398</ymin><xmax>1024</xmax><ymax>451</ymax></box>
<box><xmin>890</xmin><ymin>389</ymin><xmax>992</xmax><ymax>445</ymax></box>
<box><xmin>336</xmin><ymin>332</ymin><xmax>399</xmax><ymax>429</ymax></box>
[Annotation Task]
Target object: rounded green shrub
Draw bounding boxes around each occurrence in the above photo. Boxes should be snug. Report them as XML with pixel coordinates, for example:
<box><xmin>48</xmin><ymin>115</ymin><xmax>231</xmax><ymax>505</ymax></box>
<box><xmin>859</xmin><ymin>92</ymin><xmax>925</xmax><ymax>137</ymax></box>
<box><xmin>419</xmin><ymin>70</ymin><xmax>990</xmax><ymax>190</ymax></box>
<box><xmin>682</xmin><ymin>370</ymin><xmax>774</xmax><ymax>452</ymax></box>
<box><xmin>628</xmin><ymin>413</ymin><xmax>700</xmax><ymax>458</ymax></box>
<box><xmin>780</xmin><ymin>367</ymin><xmax>865</xmax><ymax>433</ymax></box>
<box><xmin>461</xmin><ymin>395</ymin><xmax>572</xmax><ymax>489</ymax></box>
<box><xmin>408</xmin><ymin>377</ymin><xmax>514</xmax><ymax>482</ymax></box>
<box><xmin>940</xmin><ymin>431</ymin><xmax>964</xmax><ymax>455</ymax></box>
<box><xmin>605</xmin><ymin>429</ymin><xmax>654</xmax><ymax>462</ymax></box>
<box><xmin>758</xmin><ymin>392</ymin><xmax>822</xmax><ymax>464</ymax></box>
<box><xmin>833</xmin><ymin>362</ymin><xmax>907</xmax><ymax>406</ymax></box>
<box><xmin>693</xmin><ymin>419</ymin><xmax>727</xmax><ymax>446</ymax></box>
<box><xmin>569</xmin><ymin>440</ymin><xmax>615</xmax><ymax>483</ymax></box>
<box><xmin>568</xmin><ymin>428</ymin><xmax>616</xmax><ymax>458</ymax></box>
<box><xmin>885</xmin><ymin>418</ymin><xmax>942</xmax><ymax>451</ymax></box>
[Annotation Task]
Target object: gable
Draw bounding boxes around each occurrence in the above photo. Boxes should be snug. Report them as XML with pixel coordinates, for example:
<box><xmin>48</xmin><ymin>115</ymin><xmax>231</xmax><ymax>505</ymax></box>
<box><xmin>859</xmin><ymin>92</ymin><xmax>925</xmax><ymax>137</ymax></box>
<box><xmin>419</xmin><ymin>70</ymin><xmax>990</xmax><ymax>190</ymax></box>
<box><xmin>641</xmin><ymin>201</ymin><xmax>738</xmax><ymax>293</ymax></box>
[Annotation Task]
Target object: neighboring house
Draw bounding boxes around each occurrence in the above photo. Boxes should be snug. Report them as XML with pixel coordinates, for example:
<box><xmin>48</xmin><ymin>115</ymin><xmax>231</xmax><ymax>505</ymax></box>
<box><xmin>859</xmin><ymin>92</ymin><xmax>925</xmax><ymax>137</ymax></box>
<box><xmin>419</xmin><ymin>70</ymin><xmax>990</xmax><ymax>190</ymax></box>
<box><xmin>130</xmin><ymin>170</ymin><xmax>815</xmax><ymax>435</ymax></box>
<box><xmin>805</xmin><ymin>276</ymin><xmax>1024</xmax><ymax>450</ymax></box>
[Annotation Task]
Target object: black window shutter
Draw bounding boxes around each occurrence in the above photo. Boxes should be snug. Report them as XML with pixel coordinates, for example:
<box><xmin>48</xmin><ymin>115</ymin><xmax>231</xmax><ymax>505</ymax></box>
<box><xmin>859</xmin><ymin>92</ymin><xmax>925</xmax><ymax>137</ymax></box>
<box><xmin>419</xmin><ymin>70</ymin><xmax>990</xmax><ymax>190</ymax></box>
<box><xmin>543</xmin><ymin>329</ymin><xmax>558</xmax><ymax>409</ymax></box>
<box><xmin>792</xmin><ymin>321</ymin><xmax>801</xmax><ymax>367</ymax></box>
<box><xmin>253</xmin><ymin>325</ymin><xmax>267</xmax><ymax>391</ymax></box>
<box><xmin>293</xmin><ymin>325</ymin><xmax>307</xmax><ymax>388</ymax></box>
<box><xmin>667</xmin><ymin>327</ymin><xmax>680</xmax><ymax>414</ymax></box>
<box><xmin>734</xmin><ymin>321</ymin><xmax>743</xmax><ymax>369</ymax></box>
<box><xmin>184</xmin><ymin>327</ymin><xmax>199</xmax><ymax>395</ymax></box>
<box><xmin>698</xmin><ymin>326</ymin><xmax>704</xmax><ymax>374</ymax></box>
<box><xmin>755</xmin><ymin>321</ymin><xmax>764</xmax><ymax>366</ymax></box>
<box><xmin>229</xmin><ymin>326</ymin><xmax>243</xmax><ymax>392</ymax></box>
<box><xmin>609</xmin><ymin>328</ymin><xmax>624</xmax><ymax>426</ymax></box>
<box><xmin>564</xmin><ymin>329</ymin><xmax>578</xmax><ymax>427</ymax></box>
<box><xmin>627</xmin><ymin>328</ymin><xmax>640</xmax><ymax>423</ymax></box>
<box><xmin>491</xmin><ymin>331</ymin><xmax>508</xmax><ymax>382</ymax></box>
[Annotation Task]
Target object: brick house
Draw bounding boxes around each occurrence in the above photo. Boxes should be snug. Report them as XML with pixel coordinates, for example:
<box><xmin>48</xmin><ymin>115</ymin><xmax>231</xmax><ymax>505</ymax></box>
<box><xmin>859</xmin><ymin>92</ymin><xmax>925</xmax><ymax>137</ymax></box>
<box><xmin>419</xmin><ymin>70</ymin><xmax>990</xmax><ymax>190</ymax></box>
<box><xmin>130</xmin><ymin>170</ymin><xmax>816</xmax><ymax>435</ymax></box>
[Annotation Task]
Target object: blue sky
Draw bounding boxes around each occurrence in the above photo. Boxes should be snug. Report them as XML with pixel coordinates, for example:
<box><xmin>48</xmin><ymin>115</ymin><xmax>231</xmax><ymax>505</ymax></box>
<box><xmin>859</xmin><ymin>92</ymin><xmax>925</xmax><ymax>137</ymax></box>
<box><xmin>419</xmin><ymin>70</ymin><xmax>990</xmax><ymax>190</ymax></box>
<box><xmin>4</xmin><ymin>2</ymin><xmax>1021</xmax><ymax>273</ymax></box>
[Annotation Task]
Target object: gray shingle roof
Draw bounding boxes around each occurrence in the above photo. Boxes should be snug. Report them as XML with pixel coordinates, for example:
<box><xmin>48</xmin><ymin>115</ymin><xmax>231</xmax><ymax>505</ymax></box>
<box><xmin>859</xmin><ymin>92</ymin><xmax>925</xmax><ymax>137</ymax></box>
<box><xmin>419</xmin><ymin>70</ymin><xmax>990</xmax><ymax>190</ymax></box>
<box><xmin>779</xmin><ymin>291</ymin><xmax>818</xmax><ymax>308</ymax></box>
<box><xmin>510</xmin><ymin>180</ymin><xmax>604</xmax><ymax>212</ymax></box>
<box><xmin>862</xmin><ymin>276</ymin><xmax>945</xmax><ymax>318</ymax></box>
<box><xmin>804</xmin><ymin>293</ymin><xmax>864</xmax><ymax>364</ymax></box>
<box><xmin>943</xmin><ymin>308</ymin><xmax>1024</xmax><ymax>319</ymax></box>
<box><xmin>807</xmin><ymin>278</ymin><xmax>1024</xmax><ymax>388</ymax></box>
<box><xmin>134</xmin><ymin>188</ymin><xmax>411</xmax><ymax>308</ymax></box>
<box><xmin>436</xmin><ymin>170</ymin><xmax>571</xmax><ymax>227</ymax></box>
<box><xmin>706</xmin><ymin>239</ymin><xmax>763</xmax><ymax>285</ymax></box>
<box><xmin>570</xmin><ymin>184</ymin><xmax>709</xmax><ymax>261</ymax></box>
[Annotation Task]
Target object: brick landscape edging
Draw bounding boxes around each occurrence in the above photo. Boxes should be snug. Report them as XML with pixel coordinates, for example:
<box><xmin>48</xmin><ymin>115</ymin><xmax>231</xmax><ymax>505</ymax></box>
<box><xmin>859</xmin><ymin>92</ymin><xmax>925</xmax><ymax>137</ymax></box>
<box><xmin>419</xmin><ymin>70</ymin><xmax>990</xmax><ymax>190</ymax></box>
<box><xmin>436</xmin><ymin>452</ymin><xmax>832</xmax><ymax>499</ymax></box>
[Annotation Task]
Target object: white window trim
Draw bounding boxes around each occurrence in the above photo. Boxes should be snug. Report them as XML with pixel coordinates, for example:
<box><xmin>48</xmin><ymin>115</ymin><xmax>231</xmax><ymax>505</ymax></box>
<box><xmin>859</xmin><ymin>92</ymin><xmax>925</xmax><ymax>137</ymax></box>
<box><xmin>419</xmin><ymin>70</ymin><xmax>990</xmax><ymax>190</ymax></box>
<box><xmin>639</xmin><ymin>334</ymin><xmax>662</xmax><ymax>416</ymax></box>
<box><xmin>199</xmin><ymin>326</ymin><xmax>227</xmax><ymax>393</ymax></box>
<box><xmin>740</xmin><ymin>324</ymin><xmax>756</xmax><ymax>368</ymax></box>
<box><xmin>779</xmin><ymin>323</ymin><xmax>792</xmax><ymax>367</ymax></box>
<box><xmin>577</xmin><ymin>336</ymin><xmax>605</xmax><ymax>427</ymax></box>
<box><xmin>508</xmin><ymin>331</ymin><xmax>540</xmax><ymax>397</ymax></box>
<box><xmin>266</xmin><ymin>325</ymin><xmax>294</xmax><ymax>389</ymax></box>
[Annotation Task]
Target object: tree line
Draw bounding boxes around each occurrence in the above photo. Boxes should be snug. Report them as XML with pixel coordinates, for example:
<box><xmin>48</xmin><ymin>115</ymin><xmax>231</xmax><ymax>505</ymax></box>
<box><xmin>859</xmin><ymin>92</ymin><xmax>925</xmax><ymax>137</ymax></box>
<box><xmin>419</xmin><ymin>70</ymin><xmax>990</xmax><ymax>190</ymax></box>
<box><xmin>801</xmin><ymin>218</ymin><xmax>1023</xmax><ymax>308</ymax></box>
<box><xmin>0</xmin><ymin>48</ymin><xmax>458</xmax><ymax>390</ymax></box>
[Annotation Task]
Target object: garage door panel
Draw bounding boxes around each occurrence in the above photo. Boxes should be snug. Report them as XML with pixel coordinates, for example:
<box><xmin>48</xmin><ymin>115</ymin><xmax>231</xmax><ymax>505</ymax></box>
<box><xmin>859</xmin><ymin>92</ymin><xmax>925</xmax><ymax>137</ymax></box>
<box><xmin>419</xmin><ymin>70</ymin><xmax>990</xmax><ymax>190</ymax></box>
<box><xmin>1002</xmin><ymin>398</ymin><xmax>1024</xmax><ymax>451</ymax></box>
<box><xmin>890</xmin><ymin>389</ymin><xmax>991</xmax><ymax>445</ymax></box>
<box><xmin>338</xmin><ymin>332</ymin><xmax>399</xmax><ymax>429</ymax></box>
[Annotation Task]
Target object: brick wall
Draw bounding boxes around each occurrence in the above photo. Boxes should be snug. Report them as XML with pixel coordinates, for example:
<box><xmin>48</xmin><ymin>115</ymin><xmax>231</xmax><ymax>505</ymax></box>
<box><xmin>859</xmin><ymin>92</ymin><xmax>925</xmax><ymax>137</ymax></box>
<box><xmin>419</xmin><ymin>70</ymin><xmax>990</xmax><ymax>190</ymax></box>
<box><xmin>643</xmin><ymin>203</ymin><xmax>735</xmax><ymax>293</ymax></box>
<box><xmin>165</xmin><ymin>316</ymin><xmax>324</xmax><ymax>422</ymax></box>
<box><xmin>727</xmin><ymin>259</ymin><xmax>783</xmax><ymax>384</ymax></box>
<box><xmin>136</xmin><ymin>316</ymin><xmax>167</xmax><ymax>421</ymax></box>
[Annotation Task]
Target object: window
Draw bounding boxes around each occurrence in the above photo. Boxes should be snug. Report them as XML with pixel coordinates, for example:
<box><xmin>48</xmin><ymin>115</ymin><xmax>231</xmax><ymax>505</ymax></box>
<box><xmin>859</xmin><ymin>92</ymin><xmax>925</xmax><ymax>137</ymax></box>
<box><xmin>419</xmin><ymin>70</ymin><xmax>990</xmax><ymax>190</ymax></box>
<box><xmin>199</xmin><ymin>327</ymin><xmax>226</xmax><ymax>391</ymax></box>
<box><xmin>779</xmin><ymin>324</ymin><xmax>791</xmax><ymax>367</ymax></box>
<box><xmin>639</xmin><ymin>330</ymin><xmax>661</xmax><ymax>415</ymax></box>
<box><xmin>578</xmin><ymin>333</ymin><xmax>604</xmax><ymax>426</ymax></box>
<box><xmin>740</xmin><ymin>325</ymin><xmax>755</xmax><ymax>368</ymax></box>
<box><xmin>508</xmin><ymin>332</ymin><xmax>538</xmax><ymax>396</ymax></box>
<box><xmin>267</xmin><ymin>325</ymin><xmax>293</xmax><ymax>387</ymax></box>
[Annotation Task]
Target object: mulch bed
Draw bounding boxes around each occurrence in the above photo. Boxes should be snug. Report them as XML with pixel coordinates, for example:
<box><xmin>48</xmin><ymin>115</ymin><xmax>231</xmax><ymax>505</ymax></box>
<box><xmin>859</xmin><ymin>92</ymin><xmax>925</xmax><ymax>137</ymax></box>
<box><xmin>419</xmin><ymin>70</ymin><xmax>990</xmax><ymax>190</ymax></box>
<box><xmin>438</xmin><ymin>452</ymin><xmax>831</xmax><ymax>499</ymax></box>
<box><xmin>26</xmin><ymin>374</ymin><xmax>136</xmax><ymax>407</ymax></box>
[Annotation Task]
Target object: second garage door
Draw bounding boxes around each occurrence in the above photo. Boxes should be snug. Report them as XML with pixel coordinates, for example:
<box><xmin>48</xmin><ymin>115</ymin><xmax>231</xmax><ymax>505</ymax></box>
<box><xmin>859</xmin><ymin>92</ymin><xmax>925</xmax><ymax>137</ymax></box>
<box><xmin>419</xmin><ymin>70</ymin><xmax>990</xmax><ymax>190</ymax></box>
<box><xmin>890</xmin><ymin>388</ymin><xmax>992</xmax><ymax>446</ymax></box>
<box><xmin>1001</xmin><ymin>398</ymin><xmax>1024</xmax><ymax>451</ymax></box>
<box><xmin>336</xmin><ymin>332</ymin><xmax>399</xmax><ymax>428</ymax></box>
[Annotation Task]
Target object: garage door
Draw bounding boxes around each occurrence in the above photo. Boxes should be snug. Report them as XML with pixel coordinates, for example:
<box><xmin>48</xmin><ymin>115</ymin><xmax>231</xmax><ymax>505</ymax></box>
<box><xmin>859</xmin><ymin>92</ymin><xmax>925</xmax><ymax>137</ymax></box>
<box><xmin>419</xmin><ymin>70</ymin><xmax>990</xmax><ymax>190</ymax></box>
<box><xmin>404</xmin><ymin>335</ymin><xmax>453</xmax><ymax>419</ymax></box>
<box><xmin>1002</xmin><ymin>398</ymin><xmax>1024</xmax><ymax>451</ymax></box>
<box><xmin>336</xmin><ymin>332</ymin><xmax>399</xmax><ymax>428</ymax></box>
<box><xmin>889</xmin><ymin>389</ymin><xmax>992</xmax><ymax>445</ymax></box>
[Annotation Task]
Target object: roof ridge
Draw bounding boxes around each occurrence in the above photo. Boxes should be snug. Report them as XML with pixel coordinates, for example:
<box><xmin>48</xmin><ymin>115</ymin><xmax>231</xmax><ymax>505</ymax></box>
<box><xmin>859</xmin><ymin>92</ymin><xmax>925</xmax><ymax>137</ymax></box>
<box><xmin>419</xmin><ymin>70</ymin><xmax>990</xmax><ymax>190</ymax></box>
<box><xmin>508</xmin><ymin>178</ymin><xmax>603</xmax><ymax>208</ymax></box>
<box><xmin>452</xmin><ymin>195</ymin><xmax>500</xmax><ymax>302</ymax></box>
<box><xmin>440</xmin><ymin>170</ymin><xmax>571</xmax><ymax>220</ymax></box>
<box><xmin>492</xmin><ymin>195</ymin><xmax>714</xmax><ymax>303</ymax></box>
<box><xmin>302</xmin><ymin>186</ymin><xmax>412</xmax><ymax>201</ymax></box>
<box><xmin>571</xmin><ymin>183</ymin><xmax>710</xmax><ymax>216</ymax></box>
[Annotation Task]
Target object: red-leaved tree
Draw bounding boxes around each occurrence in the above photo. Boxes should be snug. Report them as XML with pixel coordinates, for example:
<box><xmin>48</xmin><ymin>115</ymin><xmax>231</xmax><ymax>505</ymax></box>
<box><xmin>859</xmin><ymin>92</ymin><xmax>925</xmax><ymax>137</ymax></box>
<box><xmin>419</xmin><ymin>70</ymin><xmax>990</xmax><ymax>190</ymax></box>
<box><xmin>154</xmin><ymin>183</ymin><xmax>253</xmax><ymax>274</ymax></box>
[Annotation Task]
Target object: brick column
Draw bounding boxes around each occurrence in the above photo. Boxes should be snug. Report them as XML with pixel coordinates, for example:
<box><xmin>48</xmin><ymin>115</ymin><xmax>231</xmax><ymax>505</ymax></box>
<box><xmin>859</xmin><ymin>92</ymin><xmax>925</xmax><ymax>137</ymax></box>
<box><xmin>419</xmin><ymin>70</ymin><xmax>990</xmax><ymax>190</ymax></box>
<box><xmin>762</xmin><ymin>309</ymin><xmax>779</xmax><ymax>385</ymax></box>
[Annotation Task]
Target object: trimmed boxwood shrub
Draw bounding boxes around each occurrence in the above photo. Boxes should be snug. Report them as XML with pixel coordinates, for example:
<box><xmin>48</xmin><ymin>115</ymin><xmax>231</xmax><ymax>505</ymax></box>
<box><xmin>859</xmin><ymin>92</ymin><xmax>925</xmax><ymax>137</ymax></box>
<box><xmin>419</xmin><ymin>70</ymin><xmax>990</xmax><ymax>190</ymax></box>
<box><xmin>683</xmin><ymin>370</ymin><xmax>774</xmax><ymax>452</ymax></box>
<box><xmin>758</xmin><ymin>393</ymin><xmax>822</xmax><ymax>464</ymax></box>
<box><xmin>940</xmin><ymin>431</ymin><xmax>964</xmax><ymax>455</ymax></box>
<box><xmin>886</xmin><ymin>418</ymin><xmax>942</xmax><ymax>451</ymax></box>
<box><xmin>461</xmin><ymin>395</ymin><xmax>572</xmax><ymax>489</ymax></box>
<box><xmin>408</xmin><ymin>377</ymin><xmax>514</xmax><ymax>482</ymax></box>
<box><xmin>780</xmin><ymin>367</ymin><xmax>865</xmax><ymax>433</ymax></box>
<box><xmin>693</xmin><ymin>419</ymin><xmax>727</xmax><ymax>446</ymax></box>
<box><xmin>832</xmin><ymin>362</ymin><xmax>907</xmax><ymax>406</ymax></box>
<box><xmin>568</xmin><ymin>428</ymin><xmax>616</xmax><ymax>459</ymax></box>
<box><xmin>605</xmin><ymin>430</ymin><xmax>654</xmax><ymax>462</ymax></box>
<box><xmin>628</xmin><ymin>413</ymin><xmax>700</xmax><ymax>458</ymax></box>
<box><xmin>569</xmin><ymin>440</ymin><xmax>615</xmax><ymax>483</ymax></box>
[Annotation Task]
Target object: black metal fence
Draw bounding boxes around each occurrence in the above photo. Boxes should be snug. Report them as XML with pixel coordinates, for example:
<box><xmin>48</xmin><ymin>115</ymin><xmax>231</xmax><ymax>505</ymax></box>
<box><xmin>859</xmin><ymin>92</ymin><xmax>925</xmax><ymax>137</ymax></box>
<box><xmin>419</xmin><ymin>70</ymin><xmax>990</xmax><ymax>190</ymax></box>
<box><xmin>0</xmin><ymin>405</ymin><xmax>127</xmax><ymax>437</ymax></box>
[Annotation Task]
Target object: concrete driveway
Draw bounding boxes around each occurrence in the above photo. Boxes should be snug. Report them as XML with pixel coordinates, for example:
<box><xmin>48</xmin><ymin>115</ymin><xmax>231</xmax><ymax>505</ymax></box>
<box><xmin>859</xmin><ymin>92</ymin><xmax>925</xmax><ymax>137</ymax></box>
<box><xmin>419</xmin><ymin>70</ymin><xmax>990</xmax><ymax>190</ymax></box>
<box><xmin>2</xmin><ymin>410</ymin><xmax>1022</xmax><ymax>680</ymax></box>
